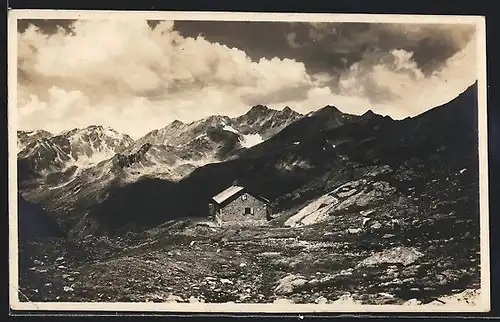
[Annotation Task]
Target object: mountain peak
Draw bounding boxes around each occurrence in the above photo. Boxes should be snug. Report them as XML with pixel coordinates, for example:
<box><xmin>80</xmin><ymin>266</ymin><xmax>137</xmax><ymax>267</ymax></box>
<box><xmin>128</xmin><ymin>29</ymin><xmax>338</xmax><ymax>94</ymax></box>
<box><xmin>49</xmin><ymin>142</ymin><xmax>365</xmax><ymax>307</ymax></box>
<box><xmin>312</xmin><ymin>105</ymin><xmax>343</xmax><ymax>117</ymax></box>
<box><xmin>250</xmin><ymin>104</ymin><xmax>270</xmax><ymax>112</ymax></box>
<box><xmin>243</xmin><ymin>105</ymin><xmax>273</xmax><ymax>117</ymax></box>
<box><xmin>172</xmin><ymin>119</ymin><xmax>184</xmax><ymax>126</ymax></box>
<box><xmin>166</xmin><ymin>119</ymin><xmax>186</xmax><ymax>129</ymax></box>
<box><xmin>202</xmin><ymin>115</ymin><xmax>231</xmax><ymax>124</ymax></box>
<box><xmin>88</xmin><ymin>125</ymin><xmax>105</xmax><ymax>130</ymax></box>
<box><xmin>281</xmin><ymin>106</ymin><xmax>296</xmax><ymax>114</ymax></box>
<box><xmin>362</xmin><ymin>109</ymin><xmax>376</xmax><ymax>117</ymax></box>
<box><xmin>360</xmin><ymin>109</ymin><xmax>379</xmax><ymax>120</ymax></box>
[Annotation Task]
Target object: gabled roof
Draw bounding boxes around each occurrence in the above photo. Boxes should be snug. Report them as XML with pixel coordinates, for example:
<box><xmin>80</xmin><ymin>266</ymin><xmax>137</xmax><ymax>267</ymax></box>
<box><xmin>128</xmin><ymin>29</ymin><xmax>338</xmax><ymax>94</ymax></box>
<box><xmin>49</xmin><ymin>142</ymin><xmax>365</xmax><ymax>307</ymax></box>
<box><xmin>212</xmin><ymin>185</ymin><xmax>245</xmax><ymax>204</ymax></box>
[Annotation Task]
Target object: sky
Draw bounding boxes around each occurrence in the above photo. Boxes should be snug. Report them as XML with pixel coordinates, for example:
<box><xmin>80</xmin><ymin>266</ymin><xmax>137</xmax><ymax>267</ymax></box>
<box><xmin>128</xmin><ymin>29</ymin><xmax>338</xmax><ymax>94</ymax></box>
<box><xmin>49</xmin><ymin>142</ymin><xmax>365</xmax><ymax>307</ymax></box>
<box><xmin>16</xmin><ymin>19</ymin><xmax>478</xmax><ymax>138</ymax></box>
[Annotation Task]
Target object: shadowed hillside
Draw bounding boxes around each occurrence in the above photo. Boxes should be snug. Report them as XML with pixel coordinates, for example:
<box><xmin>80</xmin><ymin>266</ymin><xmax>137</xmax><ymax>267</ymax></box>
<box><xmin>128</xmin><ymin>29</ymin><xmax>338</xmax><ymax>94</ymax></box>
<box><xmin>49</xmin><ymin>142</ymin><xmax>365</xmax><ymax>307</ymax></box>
<box><xmin>84</xmin><ymin>83</ymin><xmax>478</xmax><ymax>235</ymax></box>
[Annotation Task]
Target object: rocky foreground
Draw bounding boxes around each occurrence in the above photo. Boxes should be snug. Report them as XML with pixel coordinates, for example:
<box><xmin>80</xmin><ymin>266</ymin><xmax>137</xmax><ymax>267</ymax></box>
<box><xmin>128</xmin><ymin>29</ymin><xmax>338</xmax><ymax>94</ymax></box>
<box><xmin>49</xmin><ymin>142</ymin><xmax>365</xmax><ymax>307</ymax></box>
<box><xmin>19</xmin><ymin>177</ymin><xmax>480</xmax><ymax>306</ymax></box>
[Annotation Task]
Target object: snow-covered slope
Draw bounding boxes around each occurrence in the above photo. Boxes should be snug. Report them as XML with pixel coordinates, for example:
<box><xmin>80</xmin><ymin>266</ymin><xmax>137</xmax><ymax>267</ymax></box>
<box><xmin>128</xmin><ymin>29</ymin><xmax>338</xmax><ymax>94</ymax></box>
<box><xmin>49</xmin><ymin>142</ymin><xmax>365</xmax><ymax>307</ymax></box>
<box><xmin>18</xmin><ymin>125</ymin><xmax>134</xmax><ymax>177</ymax></box>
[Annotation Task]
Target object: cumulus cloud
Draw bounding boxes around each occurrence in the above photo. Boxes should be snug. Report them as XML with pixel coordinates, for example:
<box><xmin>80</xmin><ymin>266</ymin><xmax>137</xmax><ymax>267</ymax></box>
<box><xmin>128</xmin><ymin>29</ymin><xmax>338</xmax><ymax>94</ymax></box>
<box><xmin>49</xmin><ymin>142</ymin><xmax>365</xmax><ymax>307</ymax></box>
<box><xmin>17</xmin><ymin>19</ymin><xmax>478</xmax><ymax>138</ymax></box>
<box><xmin>271</xmin><ymin>34</ymin><xmax>477</xmax><ymax>118</ymax></box>
<box><xmin>18</xmin><ymin>19</ymin><xmax>319</xmax><ymax>137</ymax></box>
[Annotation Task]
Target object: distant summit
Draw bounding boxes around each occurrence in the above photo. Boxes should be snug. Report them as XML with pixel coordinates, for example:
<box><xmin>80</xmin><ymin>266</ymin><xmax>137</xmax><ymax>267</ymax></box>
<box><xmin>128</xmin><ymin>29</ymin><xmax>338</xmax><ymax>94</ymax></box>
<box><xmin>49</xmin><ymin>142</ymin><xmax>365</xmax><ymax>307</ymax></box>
<box><xmin>17</xmin><ymin>125</ymin><xmax>134</xmax><ymax>176</ymax></box>
<box><xmin>17</xmin><ymin>129</ymin><xmax>53</xmax><ymax>151</ymax></box>
<box><xmin>312</xmin><ymin>105</ymin><xmax>343</xmax><ymax>117</ymax></box>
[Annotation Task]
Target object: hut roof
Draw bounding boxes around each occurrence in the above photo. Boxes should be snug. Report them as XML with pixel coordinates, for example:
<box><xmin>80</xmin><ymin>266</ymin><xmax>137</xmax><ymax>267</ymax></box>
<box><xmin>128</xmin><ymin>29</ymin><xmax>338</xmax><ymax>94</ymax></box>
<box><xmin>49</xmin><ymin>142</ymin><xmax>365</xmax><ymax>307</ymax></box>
<box><xmin>212</xmin><ymin>185</ymin><xmax>245</xmax><ymax>204</ymax></box>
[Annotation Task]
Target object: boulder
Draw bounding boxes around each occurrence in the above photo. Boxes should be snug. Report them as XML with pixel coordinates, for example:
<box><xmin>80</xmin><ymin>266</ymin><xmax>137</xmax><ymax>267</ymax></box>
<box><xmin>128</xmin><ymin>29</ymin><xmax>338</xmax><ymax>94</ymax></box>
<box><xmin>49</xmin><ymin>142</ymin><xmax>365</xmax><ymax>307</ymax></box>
<box><xmin>315</xmin><ymin>296</ymin><xmax>329</xmax><ymax>304</ymax></box>
<box><xmin>285</xmin><ymin>194</ymin><xmax>339</xmax><ymax>227</ymax></box>
<box><xmin>274</xmin><ymin>274</ymin><xmax>308</xmax><ymax>295</ymax></box>
<box><xmin>403</xmin><ymin>298</ymin><xmax>422</xmax><ymax>306</ymax></box>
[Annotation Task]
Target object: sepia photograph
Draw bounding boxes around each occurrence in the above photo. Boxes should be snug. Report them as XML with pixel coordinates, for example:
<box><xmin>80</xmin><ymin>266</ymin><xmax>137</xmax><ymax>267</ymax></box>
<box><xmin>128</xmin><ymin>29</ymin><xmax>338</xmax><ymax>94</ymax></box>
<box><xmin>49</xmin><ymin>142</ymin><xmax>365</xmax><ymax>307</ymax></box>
<box><xmin>8</xmin><ymin>10</ymin><xmax>489</xmax><ymax>312</ymax></box>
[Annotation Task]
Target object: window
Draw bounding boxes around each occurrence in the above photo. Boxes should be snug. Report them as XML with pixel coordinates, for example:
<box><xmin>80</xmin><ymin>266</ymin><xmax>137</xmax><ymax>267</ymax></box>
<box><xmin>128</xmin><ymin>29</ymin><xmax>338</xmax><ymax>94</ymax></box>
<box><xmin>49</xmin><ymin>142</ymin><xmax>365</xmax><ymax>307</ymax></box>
<box><xmin>241</xmin><ymin>195</ymin><xmax>247</xmax><ymax>201</ymax></box>
<box><xmin>244</xmin><ymin>207</ymin><xmax>253</xmax><ymax>215</ymax></box>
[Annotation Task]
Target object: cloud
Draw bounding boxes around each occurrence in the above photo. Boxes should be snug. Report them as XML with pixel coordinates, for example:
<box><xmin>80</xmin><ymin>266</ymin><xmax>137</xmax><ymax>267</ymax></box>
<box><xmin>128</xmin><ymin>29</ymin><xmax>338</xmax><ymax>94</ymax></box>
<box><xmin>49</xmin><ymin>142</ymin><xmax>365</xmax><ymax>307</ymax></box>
<box><xmin>17</xmin><ymin>19</ymin><xmax>478</xmax><ymax>138</ymax></box>
<box><xmin>271</xmin><ymin>35</ymin><xmax>477</xmax><ymax>118</ymax></box>
<box><xmin>281</xmin><ymin>22</ymin><xmax>476</xmax><ymax>77</ymax></box>
<box><xmin>338</xmin><ymin>48</ymin><xmax>426</xmax><ymax>103</ymax></box>
<box><xmin>18</xmin><ymin>19</ymin><xmax>318</xmax><ymax>137</ymax></box>
<box><xmin>19</xmin><ymin>20</ymin><xmax>314</xmax><ymax>99</ymax></box>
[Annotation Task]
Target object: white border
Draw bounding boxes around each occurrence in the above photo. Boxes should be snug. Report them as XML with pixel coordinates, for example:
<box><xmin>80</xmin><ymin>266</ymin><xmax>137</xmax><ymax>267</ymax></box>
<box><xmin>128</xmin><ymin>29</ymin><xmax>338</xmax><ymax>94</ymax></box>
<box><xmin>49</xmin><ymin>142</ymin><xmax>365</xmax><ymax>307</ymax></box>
<box><xmin>8</xmin><ymin>9</ymin><xmax>489</xmax><ymax>313</ymax></box>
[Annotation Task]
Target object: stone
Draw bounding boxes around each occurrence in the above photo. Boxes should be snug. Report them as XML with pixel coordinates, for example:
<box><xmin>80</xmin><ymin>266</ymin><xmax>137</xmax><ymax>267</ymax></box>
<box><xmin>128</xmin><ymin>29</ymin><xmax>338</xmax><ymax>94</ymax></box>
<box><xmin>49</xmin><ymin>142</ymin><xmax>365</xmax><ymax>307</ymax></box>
<box><xmin>165</xmin><ymin>294</ymin><xmax>184</xmax><ymax>303</ymax></box>
<box><xmin>338</xmin><ymin>269</ymin><xmax>353</xmax><ymax>276</ymax></box>
<box><xmin>403</xmin><ymin>298</ymin><xmax>422</xmax><ymax>306</ymax></box>
<box><xmin>378</xmin><ymin>292</ymin><xmax>395</xmax><ymax>298</ymax></box>
<box><xmin>220</xmin><ymin>278</ymin><xmax>233</xmax><ymax>284</ymax></box>
<box><xmin>63</xmin><ymin>286</ymin><xmax>74</xmax><ymax>292</ymax></box>
<box><xmin>347</xmin><ymin>228</ymin><xmax>362</xmax><ymax>234</ymax></box>
<box><xmin>150</xmin><ymin>294</ymin><xmax>164</xmax><ymax>302</ymax></box>
<box><xmin>307</xmin><ymin>278</ymin><xmax>319</xmax><ymax>286</ymax></box>
<box><xmin>315</xmin><ymin>296</ymin><xmax>329</xmax><ymax>304</ymax></box>
<box><xmin>360</xmin><ymin>209</ymin><xmax>376</xmax><ymax>216</ymax></box>
<box><xmin>275</xmin><ymin>274</ymin><xmax>308</xmax><ymax>295</ymax></box>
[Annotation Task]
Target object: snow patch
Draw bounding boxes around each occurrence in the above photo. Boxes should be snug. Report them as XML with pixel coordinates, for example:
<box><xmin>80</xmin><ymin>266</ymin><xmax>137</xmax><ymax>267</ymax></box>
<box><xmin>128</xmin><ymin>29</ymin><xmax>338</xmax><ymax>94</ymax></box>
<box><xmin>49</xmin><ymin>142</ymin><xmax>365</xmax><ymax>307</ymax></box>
<box><xmin>175</xmin><ymin>157</ymin><xmax>222</xmax><ymax>168</ymax></box>
<box><xmin>223</xmin><ymin>125</ymin><xmax>239</xmax><ymax>134</ymax></box>
<box><xmin>69</xmin><ymin>150</ymin><xmax>116</xmax><ymax>169</ymax></box>
<box><xmin>240</xmin><ymin>134</ymin><xmax>263</xmax><ymax>148</ymax></box>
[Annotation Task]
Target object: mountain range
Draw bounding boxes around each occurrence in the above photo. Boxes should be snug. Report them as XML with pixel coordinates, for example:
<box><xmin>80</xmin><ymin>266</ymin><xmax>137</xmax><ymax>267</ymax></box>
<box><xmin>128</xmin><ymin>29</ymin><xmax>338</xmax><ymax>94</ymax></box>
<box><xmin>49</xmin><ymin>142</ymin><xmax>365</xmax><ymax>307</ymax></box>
<box><xmin>17</xmin><ymin>83</ymin><xmax>479</xmax><ymax>239</ymax></box>
<box><xmin>17</xmin><ymin>105</ymin><xmax>302</xmax><ymax>232</ymax></box>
